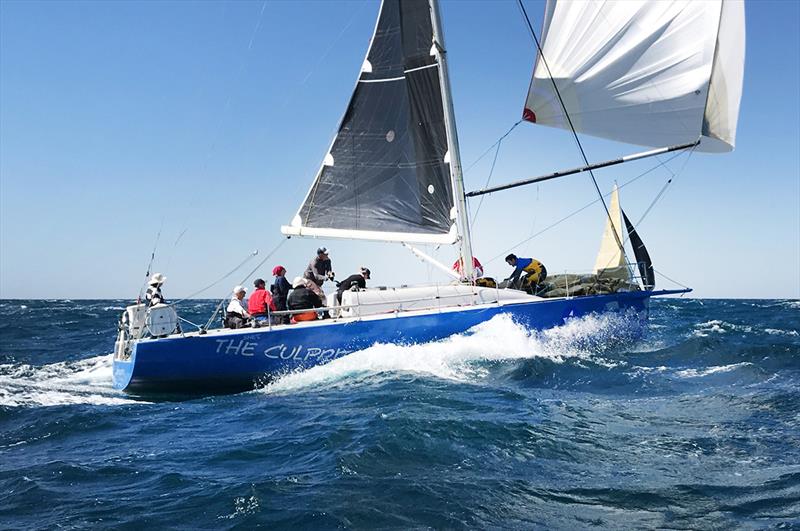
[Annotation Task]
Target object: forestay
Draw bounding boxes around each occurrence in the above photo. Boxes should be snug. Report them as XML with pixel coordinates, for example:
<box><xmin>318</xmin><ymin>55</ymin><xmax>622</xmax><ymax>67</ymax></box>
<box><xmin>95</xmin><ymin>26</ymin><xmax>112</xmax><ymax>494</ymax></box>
<box><xmin>282</xmin><ymin>0</ymin><xmax>457</xmax><ymax>244</ymax></box>
<box><xmin>523</xmin><ymin>0</ymin><xmax>745</xmax><ymax>153</ymax></box>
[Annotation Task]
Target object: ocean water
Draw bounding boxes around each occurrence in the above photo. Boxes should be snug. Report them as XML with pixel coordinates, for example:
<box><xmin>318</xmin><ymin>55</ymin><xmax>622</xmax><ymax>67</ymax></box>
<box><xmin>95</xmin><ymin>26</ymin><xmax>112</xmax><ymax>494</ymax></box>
<box><xmin>1</xmin><ymin>298</ymin><xmax>799</xmax><ymax>529</ymax></box>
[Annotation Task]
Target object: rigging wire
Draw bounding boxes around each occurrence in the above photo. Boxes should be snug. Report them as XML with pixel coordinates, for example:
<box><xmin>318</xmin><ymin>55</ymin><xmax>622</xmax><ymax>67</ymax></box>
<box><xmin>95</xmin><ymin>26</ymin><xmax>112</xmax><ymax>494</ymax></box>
<box><xmin>462</xmin><ymin>119</ymin><xmax>523</xmax><ymax>229</ymax></box>
<box><xmin>139</xmin><ymin>217</ymin><xmax>165</xmax><ymax>300</ymax></box>
<box><xmin>470</xmin><ymin>130</ymin><xmax>508</xmax><ymax>226</ymax></box>
<box><xmin>164</xmin><ymin>227</ymin><xmax>189</xmax><ymax>274</ymax></box>
<box><xmin>652</xmin><ymin>267</ymin><xmax>691</xmax><ymax>290</ymax></box>
<box><xmin>463</xmin><ymin>120</ymin><xmax>523</xmax><ymax>175</ymax></box>
<box><xmin>486</xmin><ymin>148</ymin><xmax>690</xmax><ymax>265</ymax></box>
<box><xmin>171</xmin><ymin>249</ymin><xmax>261</xmax><ymax>305</ymax></box>
<box><xmin>634</xmin><ymin>144</ymin><xmax>698</xmax><ymax>228</ymax></box>
<box><xmin>201</xmin><ymin>238</ymin><xmax>289</xmax><ymax>331</ymax></box>
<box><xmin>596</xmin><ymin>143</ymin><xmax>699</xmax><ymax>274</ymax></box>
<box><xmin>515</xmin><ymin>0</ymin><xmax>627</xmax><ymax>259</ymax></box>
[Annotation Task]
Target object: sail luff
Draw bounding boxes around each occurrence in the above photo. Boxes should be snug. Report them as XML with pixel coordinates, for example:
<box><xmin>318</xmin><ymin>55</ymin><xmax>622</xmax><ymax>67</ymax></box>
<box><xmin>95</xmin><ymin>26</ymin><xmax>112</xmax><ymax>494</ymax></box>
<box><xmin>429</xmin><ymin>0</ymin><xmax>474</xmax><ymax>279</ymax></box>
<box><xmin>281</xmin><ymin>0</ymin><xmax>458</xmax><ymax>244</ymax></box>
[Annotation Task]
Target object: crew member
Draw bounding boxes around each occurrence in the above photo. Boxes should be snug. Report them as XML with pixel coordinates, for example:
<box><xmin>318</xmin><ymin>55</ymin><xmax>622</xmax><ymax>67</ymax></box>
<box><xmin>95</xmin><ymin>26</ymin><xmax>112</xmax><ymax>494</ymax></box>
<box><xmin>247</xmin><ymin>278</ymin><xmax>276</xmax><ymax>323</ymax></box>
<box><xmin>270</xmin><ymin>265</ymin><xmax>292</xmax><ymax>324</ymax></box>
<box><xmin>504</xmin><ymin>254</ymin><xmax>547</xmax><ymax>292</ymax></box>
<box><xmin>287</xmin><ymin>276</ymin><xmax>324</xmax><ymax>322</ymax></box>
<box><xmin>145</xmin><ymin>273</ymin><xmax>167</xmax><ymax>306</ymax></box>
<box><xmin>305</xmin><ymin>247</ymin><xmax>334</xmax><ymax>287</ymax></box>
<box><xmin>452</xmin><ymin>256</ymin><xmax>484</xmax><ymax>279</ymax></box>
<box><xmin>336</xmin><ymin>267</ymin><xmax>370</xmax><ymax>304</ymax></box>
<box><xmin>225</xmin><ymin>285</ymin><xmax>251</xmax><ymax>329</ymax></box>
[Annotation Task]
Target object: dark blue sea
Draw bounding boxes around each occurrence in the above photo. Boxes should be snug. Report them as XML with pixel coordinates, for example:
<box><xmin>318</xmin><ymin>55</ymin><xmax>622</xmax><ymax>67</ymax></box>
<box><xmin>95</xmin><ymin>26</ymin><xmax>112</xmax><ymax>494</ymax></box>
<box><xmin>1</xmin><ymin>299</ymin><xmax>799</xmax><ymax>529</ymax></box>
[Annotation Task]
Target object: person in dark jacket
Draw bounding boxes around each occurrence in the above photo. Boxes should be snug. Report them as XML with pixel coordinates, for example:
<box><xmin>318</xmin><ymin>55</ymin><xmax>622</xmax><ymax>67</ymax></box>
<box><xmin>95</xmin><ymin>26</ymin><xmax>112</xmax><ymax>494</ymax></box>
<box><xmin>336</xmin><ymin>267</ymin><xmax>370</xmax><ymax>304</ymax></box>
<box><xmin>270</xmin><ymin>265</ymin><xmax>292</xmax><ymax>324</ymax></box>
<box><xmin>304</xmin><ymin>247</ymin><xmax>334</xmax><ymax>287</ymax></box>
<box><xmin>287</xmin><ymin>277</ymin><xmax>324</xmax><ymax>322</ymax></box>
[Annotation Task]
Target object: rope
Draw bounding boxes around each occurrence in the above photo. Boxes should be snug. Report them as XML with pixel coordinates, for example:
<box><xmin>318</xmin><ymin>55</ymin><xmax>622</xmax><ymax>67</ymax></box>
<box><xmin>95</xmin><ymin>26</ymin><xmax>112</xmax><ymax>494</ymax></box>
<box><xmin>463</xmin><ymin>120</ymin><xmax>523</xmax><ymax>174</ymax></box>
<box><xmin>470</xmin><ymin>129</ymin><xmax>509</xmax><ymax>226</ymax></box>
<box><xmin>652</xmin><ymin>267</ymin><xmax>691</xmax><ymax>290</ymax></box>
<box><xmin>486</xmin><ymin>147</ymin><xmax>691</xmax><ymax>265</ymax></box>
<box><xmin>201</xmin><ymin>238</ymin><xmax>289</xmax><ymax>331</ymax></box>
<box><xmin>138</xmin><ymin>218</ymin><xmax>164</xmax><ymax>301</ymax></box>
<box><xmin>516</xmin><ymin>0</ymin><xmax>626</xmax><ymax>261</ymax></box>
<box><xmin>596</xmin><ymin>143</ymin><xmax>698</xmax><ymax>273</ymax></box>
<box><xmin>171</xmin><ymin>249</ymin><xmax>261</xmax><ymax>305</ymax></box>
<box><xmin>634</xmin><ymin>144</ymin><xmax>698</xmax><ymax>227</ymax></box>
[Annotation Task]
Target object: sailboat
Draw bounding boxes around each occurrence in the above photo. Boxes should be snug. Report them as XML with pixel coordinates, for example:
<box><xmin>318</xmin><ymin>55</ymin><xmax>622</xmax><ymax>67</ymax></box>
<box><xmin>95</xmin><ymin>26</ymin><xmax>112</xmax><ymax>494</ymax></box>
<box><xmin>112</xmin><ymin>0</ymin><xmax>744</xmax><ymax>393</ymax></box>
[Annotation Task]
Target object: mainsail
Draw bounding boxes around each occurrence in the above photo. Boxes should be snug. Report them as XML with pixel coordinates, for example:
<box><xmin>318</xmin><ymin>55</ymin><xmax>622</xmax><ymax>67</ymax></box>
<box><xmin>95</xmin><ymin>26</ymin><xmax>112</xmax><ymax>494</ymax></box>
<box><xmin>523</xmin><ymin>0</ymin><xmax>745</xmax><ymax>153</ymax></box>
<box><xmin>282</xmin><ymin>0</ymin><xmax>458</xmax><ymax>244</ymax></box>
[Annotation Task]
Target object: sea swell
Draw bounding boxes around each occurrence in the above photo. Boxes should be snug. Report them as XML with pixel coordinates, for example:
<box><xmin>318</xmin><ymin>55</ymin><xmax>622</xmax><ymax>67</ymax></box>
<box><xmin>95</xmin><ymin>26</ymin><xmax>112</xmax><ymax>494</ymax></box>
<box><xmin>1</xmin><ymin>298</ymin><xmax>799</xmax><ymax>528</ymax></box>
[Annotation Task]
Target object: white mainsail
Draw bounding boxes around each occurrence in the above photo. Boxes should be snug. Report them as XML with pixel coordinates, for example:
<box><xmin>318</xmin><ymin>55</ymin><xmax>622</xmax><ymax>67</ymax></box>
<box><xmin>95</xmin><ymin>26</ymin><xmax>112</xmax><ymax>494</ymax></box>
<box><xmin>523</xmin><ymin>0</ymin><xmax>745</xmax><ymax>153</ymax></box>
<box><xmin>593</xmin><ymin>184</ymin><xmax>631</xmax><ymax>280</ymax></box>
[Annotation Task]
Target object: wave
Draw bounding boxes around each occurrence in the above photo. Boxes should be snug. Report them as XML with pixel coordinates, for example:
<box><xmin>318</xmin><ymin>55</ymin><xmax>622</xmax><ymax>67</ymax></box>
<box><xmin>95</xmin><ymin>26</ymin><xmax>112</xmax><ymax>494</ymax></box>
<box><xmin>264</xmin><ymin>312</ymin><xmax>643</xmax><ymax>395</ymax></box>
<box><xmin>0</xmin><ymin>355</ymin><xmax>146</xmax><ymax>408</ymax></box>
<box><xmin>764</xmin><ymin>328</ymin><xmax>799</xmax><ymax>337</ymax></box>
<box><xmin>675</xmin><ymin>362</ymin><xmax>753</xmax><ymax>378</ymax></box>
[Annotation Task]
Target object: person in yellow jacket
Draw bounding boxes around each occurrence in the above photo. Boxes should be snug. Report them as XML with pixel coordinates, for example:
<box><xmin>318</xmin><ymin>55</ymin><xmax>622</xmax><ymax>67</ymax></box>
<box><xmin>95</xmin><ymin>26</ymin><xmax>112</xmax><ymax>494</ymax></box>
<box><xmin>504</xmin><ymin>254</ymin><xmax>547</xmax><ymax>292</ymax></box>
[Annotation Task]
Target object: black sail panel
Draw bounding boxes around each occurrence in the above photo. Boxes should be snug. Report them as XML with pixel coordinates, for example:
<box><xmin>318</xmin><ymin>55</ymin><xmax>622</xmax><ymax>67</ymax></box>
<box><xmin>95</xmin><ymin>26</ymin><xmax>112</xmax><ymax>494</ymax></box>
<box><xmin>294</xmin><ymin>0</ymin><xmax>454</xmax><ymax>239</ymax></box>
<box><xmin>622</xmin><ymin>209</ymin><xmax>655</xmax><ymax>289</ymax></box>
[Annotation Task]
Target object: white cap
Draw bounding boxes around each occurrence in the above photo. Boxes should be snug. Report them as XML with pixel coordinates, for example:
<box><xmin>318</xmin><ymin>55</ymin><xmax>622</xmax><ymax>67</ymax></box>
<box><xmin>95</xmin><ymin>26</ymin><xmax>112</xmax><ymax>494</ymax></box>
<box><xmin>233</xmin><ymin>285</ymin><xmax>246</xmax><ymax>294</ymax></box>
<box><xmin>292</xmin><ymin>276</ymin><xmax>307</xmax><ymax>289</ymax></box>
<box><xmin>148</xmin><ymin>272</ymin><xmax>167</xmax><ymax>285</ymax></box>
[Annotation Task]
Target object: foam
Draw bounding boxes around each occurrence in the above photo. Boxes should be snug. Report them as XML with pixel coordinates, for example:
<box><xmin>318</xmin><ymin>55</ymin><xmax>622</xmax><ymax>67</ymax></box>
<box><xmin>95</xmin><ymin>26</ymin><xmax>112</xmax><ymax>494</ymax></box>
<box><xmin>764</xmin><ymin>328</ymin><xmax>799</xmax><ymax>337</ymax></box>
<box><xmin>675</xmin><ymin>362</ymin><xmax>752</xmax><ymax>378</ymax></box>
<box><xmin>0</xmin><ymin>355</ymin><xmax>146</xmax><ymax>408</ymax></box>
<box><xmin>692</xmin><ymin>319</ymin><xmax>756</xmax><ymax>337</ymax></box>
<box><xmin>264</xmin><ymin>312</ymin><xmax>641</xmax><ymax>395</ymax></box>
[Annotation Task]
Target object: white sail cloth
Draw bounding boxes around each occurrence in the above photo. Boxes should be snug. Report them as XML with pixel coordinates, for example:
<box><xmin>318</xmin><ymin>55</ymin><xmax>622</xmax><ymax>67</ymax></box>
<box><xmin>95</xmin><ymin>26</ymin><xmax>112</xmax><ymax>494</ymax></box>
<box><xmin>593</xmin><ymin>184</ymin><xmax>629</xmax><ymax>277</ymax></box>
<box><xmin>523</xmin><ymin>0</ymin><xmax>745</xmax><ymax>153</ymax></box>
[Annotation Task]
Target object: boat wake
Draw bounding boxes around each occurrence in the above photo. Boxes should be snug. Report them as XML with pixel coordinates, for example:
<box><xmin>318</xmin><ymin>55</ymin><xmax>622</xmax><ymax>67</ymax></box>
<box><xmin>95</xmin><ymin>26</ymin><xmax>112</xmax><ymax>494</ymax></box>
<box><xmin>0</xmin><ymin>354</ymin><xmax>144</xmax><ymax>407</ymax></box>
<box><xmin>264</xmin><ymin>312</ymin><xmax>643</xmax><ymax>394</ymax></box>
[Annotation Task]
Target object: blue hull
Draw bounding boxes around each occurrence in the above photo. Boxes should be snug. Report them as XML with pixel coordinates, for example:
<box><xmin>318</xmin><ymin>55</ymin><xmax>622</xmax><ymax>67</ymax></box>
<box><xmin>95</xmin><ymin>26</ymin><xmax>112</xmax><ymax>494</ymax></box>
<box><xmin>113</xmin><ymin>290</ymin><xmax>681</xmax><ymax>394</ymax></box>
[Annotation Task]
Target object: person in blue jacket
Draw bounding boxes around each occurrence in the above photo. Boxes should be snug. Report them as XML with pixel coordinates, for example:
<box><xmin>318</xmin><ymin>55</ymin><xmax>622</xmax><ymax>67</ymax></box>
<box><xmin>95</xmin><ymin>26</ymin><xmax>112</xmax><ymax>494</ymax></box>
<box><xmin>505</xmin><ymin>254</ymin><xmax>547</xmax><ymax>292</ymax></box>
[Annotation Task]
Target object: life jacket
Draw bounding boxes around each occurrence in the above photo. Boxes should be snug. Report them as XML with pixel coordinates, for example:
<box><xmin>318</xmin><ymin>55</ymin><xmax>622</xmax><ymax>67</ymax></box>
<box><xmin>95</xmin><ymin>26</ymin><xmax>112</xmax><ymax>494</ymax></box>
<box><xmin>475</xmin><ymin>277</ymin><xmax>497</xmax><ymax>288</ymax></box>
<box><xmin>248</xmin><ymin>288</ymin><xmax>275</xmax><ymax>316</ymax></box>
<box><xmin>292</xmin><ymin>311</ymin><xmax>317</xmax><ymax>323</ymax></box>
<box><xmin>522</xmin><ymin>260</ymin><xmax>547</xmax><ymax>285</ymax></box>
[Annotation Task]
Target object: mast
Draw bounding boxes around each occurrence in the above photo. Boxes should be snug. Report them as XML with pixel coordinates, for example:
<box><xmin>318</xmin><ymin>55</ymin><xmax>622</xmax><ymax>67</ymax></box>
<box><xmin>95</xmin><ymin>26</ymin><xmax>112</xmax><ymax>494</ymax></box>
<box><xmin>429</xmin><ymin>0</ymin><xmax>475</xmax><ymax>280</ymax></box>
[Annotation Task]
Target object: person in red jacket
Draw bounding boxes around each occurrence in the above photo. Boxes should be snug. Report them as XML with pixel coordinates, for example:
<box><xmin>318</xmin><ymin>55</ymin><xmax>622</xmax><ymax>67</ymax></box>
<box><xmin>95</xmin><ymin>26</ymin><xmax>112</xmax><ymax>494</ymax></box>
<box><xmin>247</xmin><ymin>278</ymin><xmax>276</xmax><ymax>324</ymax></box>
<box><xmin>452</xmin><ymin>256</ymin><xmax>484</xmax><ymax>280</ymax></box>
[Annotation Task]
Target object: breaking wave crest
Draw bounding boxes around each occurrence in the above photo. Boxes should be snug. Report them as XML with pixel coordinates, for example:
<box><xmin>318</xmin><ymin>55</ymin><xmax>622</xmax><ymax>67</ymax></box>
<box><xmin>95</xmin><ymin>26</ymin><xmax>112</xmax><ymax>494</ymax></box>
<box><xmin>0</xmin><ymin>354</ymin><xmax>144</xmax><ymax>407</ymax></box>
<box><xmin>264</xmin><ymin>312</ymin><xmax>643</xmax><ymax>394</ymax></box>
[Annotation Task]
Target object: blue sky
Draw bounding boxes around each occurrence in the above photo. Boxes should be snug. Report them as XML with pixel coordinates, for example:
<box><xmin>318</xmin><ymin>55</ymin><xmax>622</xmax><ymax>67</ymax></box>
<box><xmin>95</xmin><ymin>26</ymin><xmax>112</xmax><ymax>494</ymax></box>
<box><xmin>1</xmin><ymin>0</ymin><xmax>798</xmax><ymax>299</ymax></box>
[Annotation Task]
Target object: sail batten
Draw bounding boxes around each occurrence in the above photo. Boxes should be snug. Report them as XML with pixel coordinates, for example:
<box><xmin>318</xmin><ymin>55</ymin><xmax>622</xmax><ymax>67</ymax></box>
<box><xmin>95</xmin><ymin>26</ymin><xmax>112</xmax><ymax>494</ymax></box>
<box><xmin>282</xmin><ymin>0</ymin><xmax>457</xmax><ymax>244</ymax></box>
<box><xmin>524</xmin><ymin>0</ymin><xmax>745</xmax><ymax>153</ymax></box>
